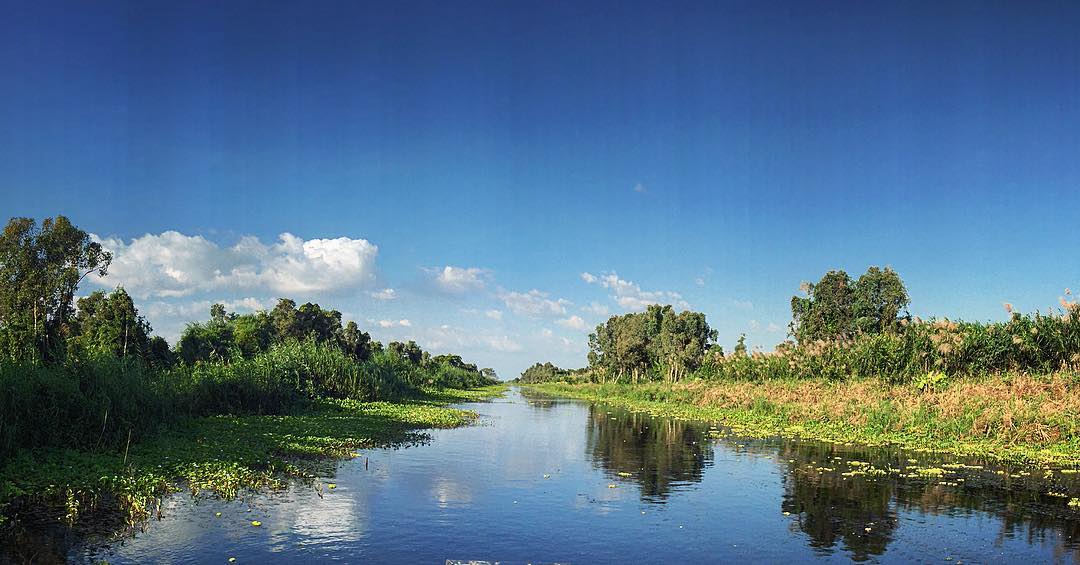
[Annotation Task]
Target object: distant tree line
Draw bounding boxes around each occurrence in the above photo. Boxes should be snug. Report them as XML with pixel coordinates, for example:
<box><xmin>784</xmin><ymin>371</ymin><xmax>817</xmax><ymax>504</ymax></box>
<box><xmin>522</xmin><ymin>264</ymin><xmax>1080</xmax><ymax>384</ymax></box>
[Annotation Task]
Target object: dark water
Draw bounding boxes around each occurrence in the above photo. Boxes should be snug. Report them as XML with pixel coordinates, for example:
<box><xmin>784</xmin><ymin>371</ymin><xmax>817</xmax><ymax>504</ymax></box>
<box><xmin>48</xmin><ymin>388</ymin><xmax>1080</xmax><ymax>562</ymax></box>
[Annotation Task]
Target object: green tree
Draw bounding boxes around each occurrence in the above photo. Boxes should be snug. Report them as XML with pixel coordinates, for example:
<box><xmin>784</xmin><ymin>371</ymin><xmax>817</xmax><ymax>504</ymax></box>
<box><xmin>587</xmin><ymin>305</ymin><xmax>717</xmax><ymax>381</ymax></box>
<box><xmin>72</xmin><ymin>288</ymin><xmax>152</xmax><ymax>359</ymax></box>
<box><xmin>733</xmin><ymin>334</ymin><xmax>748</xmax><ymax>356</ymax></box>
<box><xmin>389</xmin><ymin>340</ymin><xmax>424</xmax><ymax>364</ymax></box>
<box><xmin>176</xmin><ymin>304</ymin><xmax>235</xmax><ymax>364</ymax></box>
<box><xmin>852</xmin><ymin>267</ymin><xmax>909</xmax><ymax>334</ymax></box>
<box><xmin>341</xmin><ymin>320</ymin><xmax>374</xmax><ymax>360</ymax></box>
<box><xmin>790</xmin><ymin>270</ymin><xmax>856</xmax><ymax>342</ymax></box>
<box><xmin>0</xmin><ymin>216</ymin><xmax>111</xmax><ymax>361</ymax></box>
<box><xmin>791</xmin><ymin>267</ymin><xmax>910</xmax><ymax>342</ymax></box>
<box><xmin>231</xmin><ymin>311</ymin><xmax>274</xmax><ymax>357</ymax></box>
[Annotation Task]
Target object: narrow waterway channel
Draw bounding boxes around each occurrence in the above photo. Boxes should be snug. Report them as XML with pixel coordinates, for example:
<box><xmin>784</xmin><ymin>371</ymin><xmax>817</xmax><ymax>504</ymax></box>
<box><xmin>64</xmin><ymin>388</ymin><xmax>1080</xmax><ymax>563</ymax></box>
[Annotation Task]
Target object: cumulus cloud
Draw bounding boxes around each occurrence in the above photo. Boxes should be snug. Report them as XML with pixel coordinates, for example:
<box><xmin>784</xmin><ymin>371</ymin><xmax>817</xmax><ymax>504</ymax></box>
<box><xmin>557</xmin><ymin>315</ymin><xmax>589</xmax><ymax>331</ymax></box>
<box><xmin>431</xmin><ymin>266</ymin><xmax>488</xmax><ymax>293</ymax></box>
<box><xmin>369</xmin><ymin>288</ymin><xmax>397</xmax><ymax>300</ymax></box>
<box><xmin>91</xmin><ymin>231</ymin><xmax>378</xmax><ymax>299</ymax></box>
<box><xmin>485</xmin><ymin>309</ymin><xmax>503</xmax><ymax>320</ymax></box>
<box><xmin>499</xmin><ymin>289</ymin><xmax>571</xmax><ymax>317</ymax></box>
<box><xmin>377</xmin><ymin>319</ymin><xmax>411</xmax><ymax>328</ymax></box>
<box><xmin>580</xmin><ymin>271</ymin><xmax>689</xmax><ymax>311</ymax></box>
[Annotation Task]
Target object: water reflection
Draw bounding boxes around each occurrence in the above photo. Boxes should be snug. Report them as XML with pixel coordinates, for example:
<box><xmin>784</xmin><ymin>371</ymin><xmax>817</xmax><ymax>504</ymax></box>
<box><xmin>579</xmin><ymin>398</ymin><xmax>1080</xmax><ymax>560</ymax></box>
<box><xmin>774</xmin><ymin>439</ymin><xmax>1080</xmax><ymax>560</ymax></box>
<box><xmin>585</xmin><ymin>405</ymin><xmax>713</xmax><ymax>502</ymax></box>
<box><xmin>8</xmin><ymin>389</ymin><xmax>1080</xmax><ymax>563</ymax></box>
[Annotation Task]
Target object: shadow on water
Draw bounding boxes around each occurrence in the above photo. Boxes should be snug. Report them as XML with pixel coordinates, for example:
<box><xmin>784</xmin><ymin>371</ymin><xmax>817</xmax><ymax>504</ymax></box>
<box><xmin>585</xmin><ymin>404</ymin><xmax>713</xmax><ymax>502</ymax></box>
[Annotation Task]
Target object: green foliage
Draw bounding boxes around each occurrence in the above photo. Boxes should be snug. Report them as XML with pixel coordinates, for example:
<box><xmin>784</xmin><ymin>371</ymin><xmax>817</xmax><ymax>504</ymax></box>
<box><xmin>913</xmin><ymin>370</ymin><xmax>947</xmax><ymax>392</ymax></box>
<box><xmin>0</xmin><ymin>216</ymin><xmax>111</xmax><ymax>362</ymax></box>
<box><xmin>72</xmin><ymin>288</ymin><xmax>153</xmax><ymax>360</ymax></box>
<box><xmin>791</xmin><ymin>267</ymin><xmax>909</xmax><ymax>342</ymax></box>
<box><xmin>519</xmin><ymin>361</ymin><xmax>573</xmax><ymax>384</ymax></box>
<box><xmin>587</xmin><ymin>305</ymin><xmax>718</xmax><ymax>382</ymax></box>
<box><xmin>696</xmin><ymin>307</ymin><xmax>1080</xmax><ymax>383</ymax></box>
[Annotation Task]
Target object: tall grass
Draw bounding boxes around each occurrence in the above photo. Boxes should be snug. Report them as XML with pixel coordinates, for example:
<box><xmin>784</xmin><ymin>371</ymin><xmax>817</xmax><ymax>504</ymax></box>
<box><xmin>695</xmin><ymin>309</ymin><xmax>1080</xmax><ymax>384</ymax></box>
<box><xmin>0</xmin><ymin>357</ymin><xmax>174</xmax><ymax>462</ymax></box>
<box><xmin>0</xmin><ymin>338</ymin><xmax>496</xmax><ymax>462</ymax></box>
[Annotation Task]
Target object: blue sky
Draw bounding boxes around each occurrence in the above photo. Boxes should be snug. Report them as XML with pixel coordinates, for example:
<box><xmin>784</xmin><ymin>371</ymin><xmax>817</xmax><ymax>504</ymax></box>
<box><xmin>2</xmin><ymin>1</ymin><xmax>1078</xmax><ymax>377</ymax></box>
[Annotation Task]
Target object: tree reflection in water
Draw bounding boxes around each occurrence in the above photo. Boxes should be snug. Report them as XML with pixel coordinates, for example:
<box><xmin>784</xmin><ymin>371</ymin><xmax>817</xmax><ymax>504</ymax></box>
<box><xmin>585</xmin><ymin>405</ymin><xmax>713</xmax><ymax>502</ymax></box>
<box><xmin>580</xmin><ymin>398</ymin><xmax>1080</xmax><ymax>561</ymax></box>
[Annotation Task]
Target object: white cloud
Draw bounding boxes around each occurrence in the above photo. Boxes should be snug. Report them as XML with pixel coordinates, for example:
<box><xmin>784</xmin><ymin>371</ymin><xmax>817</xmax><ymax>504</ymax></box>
<box><xmin>557</xmin><ymin>315</ymin><xmax>589</xmax><ymax>331</ymax></box>
<box><xmin>431</xmin><ymin>266</ymin><xmax>487</xmax><ymax>293</ymax></box>
<box><xmin>580</xmin><ymin>272</ymin><xmax>597</xmax><ymax>284</ymax></box>
<box><xmin>582</xmin><ymin>271</ymin><xmax>689</xmax><ymax>311</ymax></box>
<box><xmin>369</xmin><ymin>288</ymin><xmax>397</xmax><ymax>300</ymax></box>
<box><xmin>767</xmin><ymin>322</ymin><xmax>783</xmax><ymax>333</ymax></box>
<box><xmin>377</xmin><ymin>319</ymin><xmax>411</xmax><ymax>328</ymax></box>
<box><xmin>499</xmin><ymin>289</ymin><xmax>571</xmax><ymax>317</ymax></box>
<box><xmin>537</xmin><ymin>328</ymin><xmax>583</xmax><ymax>353</ymax></box>
<box><xmin>91</xmin><ymin>231</ymin><xmax>378</xmax><ymax>299</ymax></box>
<box><xmin>633</xmin><ymin>182</ymin><xmax>647</xmax><ymax>194</ymax></box>
<box><xmin>581</xmin><ymin>301</ymin><xmax>609</xmax><ymax>317</ymax></box>
<box><xmin>694</xmin><ymin>277</ymin><xmax>705</xmax><ymax>286</ymax></box>
<box><xmin>417</xmin><ymin>324</ymin><xmax>523</xmax><ymax>353</ymax></box>
<box><xmin>142</xmin><ymin>297</ymin><xmax>271</xmax><ymax>322</ymax></box>
<box><xmin>485</xmin><ymin>309</ymin><xmax>503</xmax><ymax>320</ymax></box>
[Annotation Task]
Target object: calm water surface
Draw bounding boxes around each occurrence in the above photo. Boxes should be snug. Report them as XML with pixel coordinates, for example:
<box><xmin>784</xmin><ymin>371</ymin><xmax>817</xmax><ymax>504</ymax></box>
<box><xmin>67</xmin><ymin>388</ymin><xmax>1080</xmax><ymax>563</ymax></box>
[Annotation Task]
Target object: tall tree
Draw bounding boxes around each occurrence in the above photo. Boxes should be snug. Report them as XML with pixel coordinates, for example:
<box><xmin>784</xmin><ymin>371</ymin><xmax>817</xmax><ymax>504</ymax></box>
<box><xmin>790</xmin><ymin>270</ymin><xmax>856</xmax><ymax>342</ymax></box>
<box><xmin>0</xmin><ymin>216</ymin><xmax>111</xmax><ymax>361</ymax></box>
<box><xmin>791</xmin><ymin>267</ymin><xmax>910</xmax><ymax>341</ymax></box>
<box><xmin>341</xmin><ymin>320</ymin><xmax>373</xmax><ymax>360</ymax></box>
<box><xmin>73</xmin><ymin>288</ymin><xmax>152</xmax><ymax>359</ymax></box>
<box><xmin>852</xmin><ymin>267</ymin><xmax>910</xmax><ymax>334</ymax></box>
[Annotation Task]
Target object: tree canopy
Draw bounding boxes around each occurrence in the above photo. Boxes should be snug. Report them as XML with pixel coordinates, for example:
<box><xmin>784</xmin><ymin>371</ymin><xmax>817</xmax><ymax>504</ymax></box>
<box><xmin>0</xmin><ymin>216</ymin><xmax>111</xmax><ymax>361</ymax></box>
<box><xmin>790</xmin><ymin>267</ymin><xmax>909</xmax><ymax>342</ymax></box>
<box><xmin>588</xmin><ymin>304</ymin><xmax>717</xmax><ymax>381</ymax></box>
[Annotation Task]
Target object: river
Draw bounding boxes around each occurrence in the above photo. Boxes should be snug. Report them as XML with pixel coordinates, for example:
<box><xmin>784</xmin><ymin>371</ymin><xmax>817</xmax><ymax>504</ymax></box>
<box><xmin>59</xmin><ymin>387</ymin><xmax>1080</xmax><ymax>563</ymax></box>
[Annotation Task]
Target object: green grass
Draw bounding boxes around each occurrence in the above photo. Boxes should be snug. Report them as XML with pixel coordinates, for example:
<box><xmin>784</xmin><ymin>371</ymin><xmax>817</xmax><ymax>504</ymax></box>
<box><xmin>526</xmin><ymin>380</ymin><xmax>1080</xmax><ymax>466</ymax></box>
<box><xmin>0</xmin><ymin>385</ymin><xmax>507</xmax><ymax>530</ymax></box>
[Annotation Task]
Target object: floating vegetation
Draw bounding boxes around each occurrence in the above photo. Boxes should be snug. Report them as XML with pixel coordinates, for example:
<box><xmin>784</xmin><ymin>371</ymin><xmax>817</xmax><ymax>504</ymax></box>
<box><xmin>0</xmin><ymin>389</ymin><xmax>498</xmax><ymax>530</ymax></box>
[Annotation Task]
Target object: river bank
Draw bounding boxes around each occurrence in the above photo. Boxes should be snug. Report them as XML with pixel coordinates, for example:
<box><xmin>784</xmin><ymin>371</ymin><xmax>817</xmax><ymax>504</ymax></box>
<box><xmin>0</xmin><ymin>384</ymin><xmax>507</xmax><ymax>548</ymax></box>
<box><xmin>526</xmin><ymin>375</ymin><xmax>1080</xmax><ymax>466</ymax></box>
